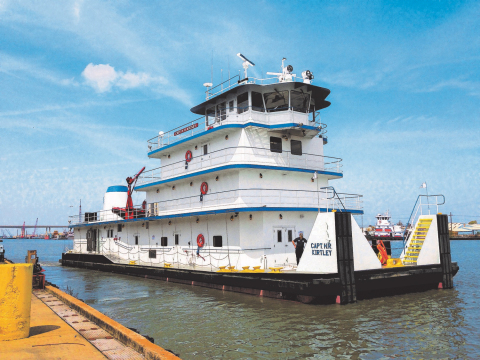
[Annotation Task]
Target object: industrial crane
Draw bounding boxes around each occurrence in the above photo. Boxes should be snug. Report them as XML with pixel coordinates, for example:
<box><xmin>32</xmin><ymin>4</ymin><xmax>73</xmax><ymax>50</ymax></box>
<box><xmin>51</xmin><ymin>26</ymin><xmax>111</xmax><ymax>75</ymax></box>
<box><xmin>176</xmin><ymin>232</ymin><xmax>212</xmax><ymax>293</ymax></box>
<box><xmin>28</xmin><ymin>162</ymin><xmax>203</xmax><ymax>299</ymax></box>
<box><xmin>21</xmin><ymin>222</ymin><xmax>26</xmax><ymax>238</ymax></box>
<box><xmin>32</xmin><ymin>218</ymin><xmax>38</xmax><ymax>238</ymax></box>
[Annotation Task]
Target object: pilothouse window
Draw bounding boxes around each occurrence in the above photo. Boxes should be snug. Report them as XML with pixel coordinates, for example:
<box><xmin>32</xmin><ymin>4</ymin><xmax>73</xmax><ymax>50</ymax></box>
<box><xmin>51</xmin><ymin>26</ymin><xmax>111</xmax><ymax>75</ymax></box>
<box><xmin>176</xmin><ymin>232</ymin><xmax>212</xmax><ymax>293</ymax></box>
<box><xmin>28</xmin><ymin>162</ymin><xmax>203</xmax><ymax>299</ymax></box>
<box><xmin>251</xmin><ymin>92</ymin><xmax>265</xmax><ymax>112</ymax></box>
<box><xmin>291</xmin><ymin>90</ymin><xmax>311</xmax><ymax>113</ymax></box>
<box><xmin>217</xmin><ymin>102</ymin><xmax>226</xmax><ymax>121</ymax></box>
<box><xmin>237</xmin><ymin>92</ymin><xmax>249</xmax><ymax>114</ymax></box>
<box><xmin>206</xmin><ymin>106</ymin><xmax>215</xmax><ymax>126</ymax></box>
<box><xmin>264</xmin><ymin>90</ymin><xmax>289</xmax><ymax>112</ymax></box>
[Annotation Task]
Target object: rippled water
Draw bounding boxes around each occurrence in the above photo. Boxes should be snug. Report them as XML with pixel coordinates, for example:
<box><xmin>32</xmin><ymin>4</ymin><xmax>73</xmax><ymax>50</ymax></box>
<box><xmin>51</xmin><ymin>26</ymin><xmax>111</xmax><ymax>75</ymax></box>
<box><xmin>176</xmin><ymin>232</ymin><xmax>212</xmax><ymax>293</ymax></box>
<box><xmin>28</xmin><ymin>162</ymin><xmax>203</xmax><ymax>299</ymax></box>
<box><xmin>3</xmin><ymin>239</ymin><xmax>480</xmax><ymax>359</ymax></box>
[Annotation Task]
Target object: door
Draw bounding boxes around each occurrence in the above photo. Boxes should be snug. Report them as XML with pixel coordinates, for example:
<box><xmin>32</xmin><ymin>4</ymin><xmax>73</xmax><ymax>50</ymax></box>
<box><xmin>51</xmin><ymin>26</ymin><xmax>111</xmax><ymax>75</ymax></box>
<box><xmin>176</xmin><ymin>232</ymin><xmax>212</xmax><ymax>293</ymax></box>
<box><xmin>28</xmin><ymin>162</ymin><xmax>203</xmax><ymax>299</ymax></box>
<box><xmin>284</xmin><ymin>227</ymin><xmax>295</xmax><ymax>255</ymax></box>
<box><xmin>86</xmin><ymin>229</ymin><xmax>97</xmax><ymax>252</ymax></box>
<box><xmin>272</xmin><ymin>227</ymin><xmax>295</xmax><ymax>254</ymax></box>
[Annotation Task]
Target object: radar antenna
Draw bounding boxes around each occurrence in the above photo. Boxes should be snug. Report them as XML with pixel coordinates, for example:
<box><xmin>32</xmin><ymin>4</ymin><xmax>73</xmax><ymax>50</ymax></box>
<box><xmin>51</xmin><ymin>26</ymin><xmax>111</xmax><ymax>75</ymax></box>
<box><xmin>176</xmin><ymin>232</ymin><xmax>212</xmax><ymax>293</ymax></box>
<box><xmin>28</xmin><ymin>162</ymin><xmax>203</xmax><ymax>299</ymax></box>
<box><xmin>237</xmin><ymin>53</ymin><xmax>255</xmax><ymax>79</ymax></box>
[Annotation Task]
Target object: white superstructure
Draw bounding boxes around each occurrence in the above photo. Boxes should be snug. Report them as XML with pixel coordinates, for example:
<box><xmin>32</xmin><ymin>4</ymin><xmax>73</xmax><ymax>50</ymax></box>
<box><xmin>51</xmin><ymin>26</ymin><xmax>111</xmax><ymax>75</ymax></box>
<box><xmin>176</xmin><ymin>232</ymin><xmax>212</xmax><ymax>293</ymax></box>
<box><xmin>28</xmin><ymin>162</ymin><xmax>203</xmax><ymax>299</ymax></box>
<box><xmin>70</xmin><ymin>57</ymin><xmax>379</xmax><ymax>273</ymax></box>
<box><xmin>374</xmin><ymin>211</ymin><xmax>403</xmax><ymax>238</ymax></box>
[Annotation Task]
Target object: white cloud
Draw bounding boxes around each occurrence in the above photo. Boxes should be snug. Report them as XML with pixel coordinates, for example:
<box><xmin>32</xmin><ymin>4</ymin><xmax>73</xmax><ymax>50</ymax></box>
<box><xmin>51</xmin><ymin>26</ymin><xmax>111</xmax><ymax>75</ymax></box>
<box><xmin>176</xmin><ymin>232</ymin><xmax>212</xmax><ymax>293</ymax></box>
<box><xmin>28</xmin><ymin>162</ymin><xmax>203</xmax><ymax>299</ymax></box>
<box><xmin>81</xmin><ymin>63</ymin><xmax>118</xmax><ymax>92</ymax></box>
<box><xmin>81</xmin><ymin>63</ymin><xmax>167</xmax><ymax>93</ymax></box>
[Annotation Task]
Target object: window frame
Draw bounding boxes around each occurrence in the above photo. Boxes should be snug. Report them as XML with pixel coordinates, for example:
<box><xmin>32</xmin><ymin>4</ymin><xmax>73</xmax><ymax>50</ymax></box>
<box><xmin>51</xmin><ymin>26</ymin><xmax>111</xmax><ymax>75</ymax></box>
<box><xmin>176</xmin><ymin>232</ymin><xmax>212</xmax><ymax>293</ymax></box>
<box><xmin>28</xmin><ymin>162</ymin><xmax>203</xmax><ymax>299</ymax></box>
<box><xmin>237</xmin><ymin>92</ymin><xmax>249</xmax><ymax>114</ymax></box>
<box><xmin>290</xmin><ymin>90</ymin><xmax>311</xmax><ymax>113</ymax></box>
<box><xmin>263</xmin><ymin>90</ymin><xmax>289</xmax><ymax>113</ymax></box>
<box><xmin>251</xmin><ymin>91</ymin><xmax>265</xmax><ymax>112</ymax></box>
<box><xmin>213</xmin><ymin>235</ymin><xmax>223</xmax><ymax>248</ymax></box>
<box><xmin>270</xmin><ymin>136</ymin><xmax>282</xmax><ymax>153</ymax></box>
<box><xmin>291</xmin><ymin>140</ymin><xmax>302</xmax><ymax>156</ymax></box>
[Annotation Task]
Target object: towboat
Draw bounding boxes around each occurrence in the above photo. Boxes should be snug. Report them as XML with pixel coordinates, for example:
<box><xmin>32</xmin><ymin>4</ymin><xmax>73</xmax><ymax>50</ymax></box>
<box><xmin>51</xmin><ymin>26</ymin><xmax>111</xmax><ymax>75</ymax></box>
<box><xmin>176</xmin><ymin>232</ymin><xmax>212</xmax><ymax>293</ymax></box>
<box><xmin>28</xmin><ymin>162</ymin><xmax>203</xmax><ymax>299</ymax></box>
<box><xmin>374</xmin><ymin>211</ymin><xmax>403</xmax><ymax>238</ymax></box>
<box><xmin>63</xmin><ymin>55</ymin><xmax>458</xmax><ymax>304</ymax></box>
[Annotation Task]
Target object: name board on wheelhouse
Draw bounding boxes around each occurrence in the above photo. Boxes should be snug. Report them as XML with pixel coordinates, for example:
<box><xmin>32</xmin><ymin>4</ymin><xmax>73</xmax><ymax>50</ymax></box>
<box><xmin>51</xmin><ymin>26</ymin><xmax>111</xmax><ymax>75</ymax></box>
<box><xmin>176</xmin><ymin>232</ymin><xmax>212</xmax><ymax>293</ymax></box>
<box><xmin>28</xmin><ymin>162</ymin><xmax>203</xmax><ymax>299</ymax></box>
<box><xmin>174</xmin><ymin>123</ymin><xmax>198</xmax><ymax>136</ymax></box>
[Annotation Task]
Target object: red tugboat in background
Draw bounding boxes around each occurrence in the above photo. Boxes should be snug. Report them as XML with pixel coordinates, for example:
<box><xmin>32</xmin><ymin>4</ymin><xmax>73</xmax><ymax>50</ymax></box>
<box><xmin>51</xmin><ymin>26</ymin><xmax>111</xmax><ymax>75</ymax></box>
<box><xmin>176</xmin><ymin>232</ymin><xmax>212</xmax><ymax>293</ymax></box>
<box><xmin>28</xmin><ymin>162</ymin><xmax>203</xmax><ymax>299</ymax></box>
<box><xmin>112</xmin><ymin>167</ymin><xmax>146</xmax><ymax>220</ymax></box>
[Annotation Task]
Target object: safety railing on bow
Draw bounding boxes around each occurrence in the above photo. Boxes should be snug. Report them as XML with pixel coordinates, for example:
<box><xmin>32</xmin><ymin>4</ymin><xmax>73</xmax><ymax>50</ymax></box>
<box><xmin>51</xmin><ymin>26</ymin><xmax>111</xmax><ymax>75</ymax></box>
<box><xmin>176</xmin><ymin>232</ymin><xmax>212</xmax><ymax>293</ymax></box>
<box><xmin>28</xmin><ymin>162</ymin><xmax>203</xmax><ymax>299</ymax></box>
<box><xmin>318</xmin><ymin>186</ymin><xmax>363</xmax><ymax>212</ymax></box>
<box><xmin>147</xmin><ymin>106</ymin><xmax>325</xmax><ymax>153</ymax></box>
<box><xmin>398</xmin><ymin>194</ymin><xmax>445</xmax><ymax>256</ymax></box>
<box><xmin>137</xmin><ymin>146</ymin><xmax>343</xmax><ymax>186</ymax></box>
<box><xmin>69</xmin><ymin>188</ymin><xmax>363</xmax><ymax>225</ymax></box>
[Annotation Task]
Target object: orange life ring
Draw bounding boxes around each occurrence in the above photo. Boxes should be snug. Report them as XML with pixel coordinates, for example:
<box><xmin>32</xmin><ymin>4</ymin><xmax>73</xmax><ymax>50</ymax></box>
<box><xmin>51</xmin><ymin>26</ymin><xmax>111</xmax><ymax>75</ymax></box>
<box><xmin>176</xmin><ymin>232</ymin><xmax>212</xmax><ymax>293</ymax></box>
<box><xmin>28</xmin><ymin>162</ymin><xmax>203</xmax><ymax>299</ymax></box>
<box><xmin>185</xmin><ymin>150</ymin><xmax>193</xmax><ymax>162</ymax></box>
<box><xmin>200</xmin><ymin>182</ymin><xmax>208</xmax><ymax>195</ymax></box>
<box><xmin>377</xmin><ymin>240</ymin><xmax>388</xmax><ymax>265</ymax></box>
<box><xmin>197</xmin><ymin>234</ymin><xmax>205</xmax><ymax>247</ymax></box>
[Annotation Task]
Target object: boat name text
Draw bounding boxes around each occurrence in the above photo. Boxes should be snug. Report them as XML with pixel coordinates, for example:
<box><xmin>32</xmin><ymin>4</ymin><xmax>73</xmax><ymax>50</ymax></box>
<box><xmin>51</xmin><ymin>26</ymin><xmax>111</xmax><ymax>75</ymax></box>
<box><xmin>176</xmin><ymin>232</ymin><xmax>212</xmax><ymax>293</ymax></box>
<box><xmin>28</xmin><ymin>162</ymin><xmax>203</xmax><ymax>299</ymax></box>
<box><xmin>174</xmin><ymin>123</ymin><xmax>198</xmax><ymax>136</ymax></box>
<box><xmin>311</xmin><ymin>242</ymin><xmax>332</xmax><ymax>256</ymax></box>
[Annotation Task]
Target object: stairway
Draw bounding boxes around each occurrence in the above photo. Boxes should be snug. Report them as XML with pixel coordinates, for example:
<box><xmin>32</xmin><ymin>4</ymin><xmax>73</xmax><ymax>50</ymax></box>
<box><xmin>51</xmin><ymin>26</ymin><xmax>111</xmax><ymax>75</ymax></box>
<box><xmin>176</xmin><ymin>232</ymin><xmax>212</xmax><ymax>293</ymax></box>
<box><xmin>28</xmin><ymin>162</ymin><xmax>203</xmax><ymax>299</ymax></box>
<box><xmin>403</xmin><ymin>217</ymin><xmax>433</xmax><ymax>265</ymax></box>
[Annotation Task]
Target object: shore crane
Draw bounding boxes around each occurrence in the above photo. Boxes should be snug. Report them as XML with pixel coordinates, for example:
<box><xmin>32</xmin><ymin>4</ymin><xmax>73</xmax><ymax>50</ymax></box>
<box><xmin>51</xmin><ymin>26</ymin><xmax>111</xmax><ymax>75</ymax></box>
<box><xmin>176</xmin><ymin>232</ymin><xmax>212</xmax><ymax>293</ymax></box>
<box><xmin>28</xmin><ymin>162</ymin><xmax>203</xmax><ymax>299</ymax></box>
<box><xmin>32</xmin><ymin>218</ymin><xmax>38</xmax><ymax>238</ymax></box>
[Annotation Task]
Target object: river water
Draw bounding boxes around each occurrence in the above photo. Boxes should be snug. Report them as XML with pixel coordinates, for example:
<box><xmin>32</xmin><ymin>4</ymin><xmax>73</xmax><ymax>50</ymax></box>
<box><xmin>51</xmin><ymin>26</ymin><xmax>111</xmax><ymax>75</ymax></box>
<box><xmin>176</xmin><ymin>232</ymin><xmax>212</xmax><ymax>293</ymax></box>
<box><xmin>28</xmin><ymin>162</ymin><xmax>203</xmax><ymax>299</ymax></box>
<box><xmin>3</xmin><ymin>239</ymin><xmax>479</xmax><ymax>359</ymax></box>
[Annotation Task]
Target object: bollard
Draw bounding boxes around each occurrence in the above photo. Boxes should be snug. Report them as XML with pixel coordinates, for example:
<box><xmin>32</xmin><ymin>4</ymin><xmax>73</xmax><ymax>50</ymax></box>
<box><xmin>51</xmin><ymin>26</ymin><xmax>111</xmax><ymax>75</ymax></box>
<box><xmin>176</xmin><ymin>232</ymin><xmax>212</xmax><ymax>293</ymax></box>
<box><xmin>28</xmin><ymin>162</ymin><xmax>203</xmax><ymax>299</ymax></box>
<box><xmin>0</xmin><ymin>264</ymin><xmax>33</xmax><ymax>341</ymax></box>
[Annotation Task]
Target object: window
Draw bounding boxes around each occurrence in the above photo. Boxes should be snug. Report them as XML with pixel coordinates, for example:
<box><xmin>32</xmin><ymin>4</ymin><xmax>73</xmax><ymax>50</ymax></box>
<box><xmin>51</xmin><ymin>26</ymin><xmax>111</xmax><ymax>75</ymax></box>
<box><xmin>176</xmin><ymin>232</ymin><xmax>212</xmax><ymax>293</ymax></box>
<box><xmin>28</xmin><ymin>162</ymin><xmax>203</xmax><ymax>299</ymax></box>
<box><xmin>263</xmin><ymin>90</ymin><xmax>289</xmax><ymax>112</ymax></box>
<box><xmin>213</xmin><ymin>236</ymin><xmax>223</xmax><ymax>247</ymax></box>
<box><xmin>277</xmin><ymin>230</ymin><xmax>282</xmax><ymax>242</ymax></box>
<box><xmin>217</xmin><ymin>102</ymin><xmax>226</xmax><ymax>121</ymax></box>
<box><xmin>109</xmin><ymin>229</ymin><xmax>113</xmax><ymax>237</ymax></box>
<box><xmin>237</xmin><ymin>92</ymin><xmax>249</xmax><ymax>114</ymax></box>
<box><xmin>251</xmin><ymin>92</ymin><xmax>265</xmax><ymax>112</ymax></box>
<box><xmin>146</xmin><ymin>222</ymin><xmax>149</xmax><ymax>230</ymax></box>
<box><xmin>291</xmin><ymin>90</ymin><xmax>311</xmax><ymax>113</ymax></box>
<box><xmin>291</xmin><ymin>140</ymin><xmax>302</xmax><ymax>155</ymax></box>
<box><xmin>229</xmin><ymin>100</ymin><xmax>234</xmax><ymax>112</ymax></box>
<box><xmin>149</xmin><ymin>250</ymin><xmax>156</xmax><ymax>259</ymax></box>
<box><xmin>175</xmin><ymin>234</ymin><xmax>179</xmax><ymax>245</ymax></box>
<box><xmin>117</xmin><ymin>224</ymin><xmax>122</xmax><ymax>232</ymax></box>
<box><xmin>203</xmin><ymin>144</ymin><xmax>208</xmax><ymax>155</ymax></box>
<box><xmin>161</xmin><ymin>237</ymin><xmax>168</xmax><ymax>246</ymax></box>
<box><xmin>135</xmin><ymin>235</ymin><xmax>139</xmax><ymax>245</ymax></box>
<box><xmin>270</xmin><ymin>136</ymin><xmax>282</xmax><ymax>153</ymax></box>
<box><xmin>206</xmin><ymin>106</ymin><xmax>215</xmax><ymax>126</ymax></box>
<box><xmin>288</xmin><ymin>230</ymin><xmax>293</xmax><ymax>242</ymax></box>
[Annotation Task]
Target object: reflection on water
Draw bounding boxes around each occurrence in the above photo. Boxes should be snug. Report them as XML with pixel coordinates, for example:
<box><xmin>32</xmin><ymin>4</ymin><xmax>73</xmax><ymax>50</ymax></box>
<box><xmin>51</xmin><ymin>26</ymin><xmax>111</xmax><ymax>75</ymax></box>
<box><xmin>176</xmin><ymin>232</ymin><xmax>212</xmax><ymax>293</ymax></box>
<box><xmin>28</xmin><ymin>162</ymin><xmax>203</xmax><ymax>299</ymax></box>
<box><xmin>3</xmin><ymin>239</ymin><xmax>480</xmax><ymax>359</ymax></box>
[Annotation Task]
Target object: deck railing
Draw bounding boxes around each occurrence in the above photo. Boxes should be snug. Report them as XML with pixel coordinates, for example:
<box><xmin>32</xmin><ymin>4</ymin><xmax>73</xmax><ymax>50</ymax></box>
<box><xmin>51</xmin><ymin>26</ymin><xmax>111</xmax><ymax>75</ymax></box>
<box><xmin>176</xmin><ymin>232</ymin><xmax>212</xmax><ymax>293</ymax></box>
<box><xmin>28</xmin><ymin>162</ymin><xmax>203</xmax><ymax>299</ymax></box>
<box><xmin>204</xmin><ymin>75</ymin><xmax>312</xmax><ymax>100</ymax></box>
<box><xmin>69</xmin><ymin>188</ymin><xmax>363</xmax><ymax>225</ymax></box>
<box><xmin>147</xmin><ymin>106</ymin><xmax>324</xmax><ymax>153</ymax></box>
<box><xmin>393</xmin><ymin>194</ymin><xmax>445</xmax><ymax>258</ymax></box>
<box><xmin>137</xmin><ymin>146</ymin><xmax>342</xmax><ymax>187</ymax></box>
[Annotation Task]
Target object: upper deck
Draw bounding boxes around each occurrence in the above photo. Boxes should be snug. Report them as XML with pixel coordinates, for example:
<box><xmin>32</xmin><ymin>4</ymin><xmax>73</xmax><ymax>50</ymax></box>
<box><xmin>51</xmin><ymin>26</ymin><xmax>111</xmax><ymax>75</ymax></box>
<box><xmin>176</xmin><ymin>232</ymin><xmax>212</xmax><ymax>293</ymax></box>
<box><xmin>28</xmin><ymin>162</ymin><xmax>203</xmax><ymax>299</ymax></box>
<box><xmin>147</xmin><ymin>77</ymin><xmax>330</xmax><ymax>157</ymax></box>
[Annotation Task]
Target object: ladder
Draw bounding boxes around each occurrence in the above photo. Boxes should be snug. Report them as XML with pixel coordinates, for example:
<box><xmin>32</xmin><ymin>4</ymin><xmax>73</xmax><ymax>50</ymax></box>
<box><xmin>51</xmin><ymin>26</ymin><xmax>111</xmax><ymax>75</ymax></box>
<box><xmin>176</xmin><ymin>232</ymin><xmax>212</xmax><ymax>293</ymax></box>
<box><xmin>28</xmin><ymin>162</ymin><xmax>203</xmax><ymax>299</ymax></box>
<box><xmin>403</xmin><ymin>218</ymin><xmax>433</xmax><ymax>265</ymax></box>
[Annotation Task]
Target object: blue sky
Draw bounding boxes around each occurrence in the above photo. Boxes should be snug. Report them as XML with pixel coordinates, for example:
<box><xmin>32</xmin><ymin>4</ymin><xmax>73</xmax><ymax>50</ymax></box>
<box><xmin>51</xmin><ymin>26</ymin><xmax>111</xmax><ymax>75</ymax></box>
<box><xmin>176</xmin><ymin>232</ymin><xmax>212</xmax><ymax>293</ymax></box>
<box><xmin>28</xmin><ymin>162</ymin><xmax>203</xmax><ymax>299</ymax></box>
<box><xmin>1</xmin><ymin>0</ymin><xmax>479</xmax><ymax>228</ymax></box>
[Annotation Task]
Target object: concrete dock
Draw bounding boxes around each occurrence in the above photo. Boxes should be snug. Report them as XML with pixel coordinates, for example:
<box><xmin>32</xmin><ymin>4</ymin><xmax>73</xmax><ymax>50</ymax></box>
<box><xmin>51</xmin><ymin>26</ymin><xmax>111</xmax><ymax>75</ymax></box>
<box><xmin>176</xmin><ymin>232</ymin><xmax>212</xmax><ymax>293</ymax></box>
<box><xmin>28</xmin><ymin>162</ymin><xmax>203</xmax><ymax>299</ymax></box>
<box><xmin>1</xmin><ymin>286</ymin><xmax>180</xmax><ymax>360</ymax></box>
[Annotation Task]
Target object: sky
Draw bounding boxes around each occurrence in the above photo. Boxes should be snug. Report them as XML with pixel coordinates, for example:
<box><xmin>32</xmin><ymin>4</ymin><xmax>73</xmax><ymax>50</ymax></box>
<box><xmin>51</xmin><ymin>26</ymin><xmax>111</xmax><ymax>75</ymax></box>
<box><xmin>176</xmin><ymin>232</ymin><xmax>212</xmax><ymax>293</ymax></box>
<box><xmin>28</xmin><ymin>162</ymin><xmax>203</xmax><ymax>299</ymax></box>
<box><xmin>0</xmin><ymin>0</ymin><xmax>479</xmax><ymax>229</ymax></box>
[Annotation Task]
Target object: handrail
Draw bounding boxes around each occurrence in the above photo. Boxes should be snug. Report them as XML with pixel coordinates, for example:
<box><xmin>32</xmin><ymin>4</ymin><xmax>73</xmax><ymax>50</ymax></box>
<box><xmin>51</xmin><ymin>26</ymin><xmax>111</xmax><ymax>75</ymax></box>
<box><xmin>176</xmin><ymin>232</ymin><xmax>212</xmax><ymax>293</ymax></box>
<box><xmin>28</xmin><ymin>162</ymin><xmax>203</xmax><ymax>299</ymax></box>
<box><xmin>69</xmin><ymin>188</ymin><xmax>363</xmax><ymax>225</ymax></box>
<box><xmin>137</xmin><ymin>145</ymin><xmax>343</xmax><ymax>186</ymax></box>
<box><xmin>147</xmin><ymin>106</ymin><xmax>324</xmax><ymax>153</ymax></box>
<box><xmin>205</xmin><ymin>75</ymin><xmax>313</xmax><ymax>100</ymax></box>
<box><xmin>319</xmin><ymin>186</ymin><xmax>348</xmax><ymax>212</ymax></box>
<box><xmin>402</xmin><ymin>194</ymin><xmax>445</xmax><ymax>250</ymax></box>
